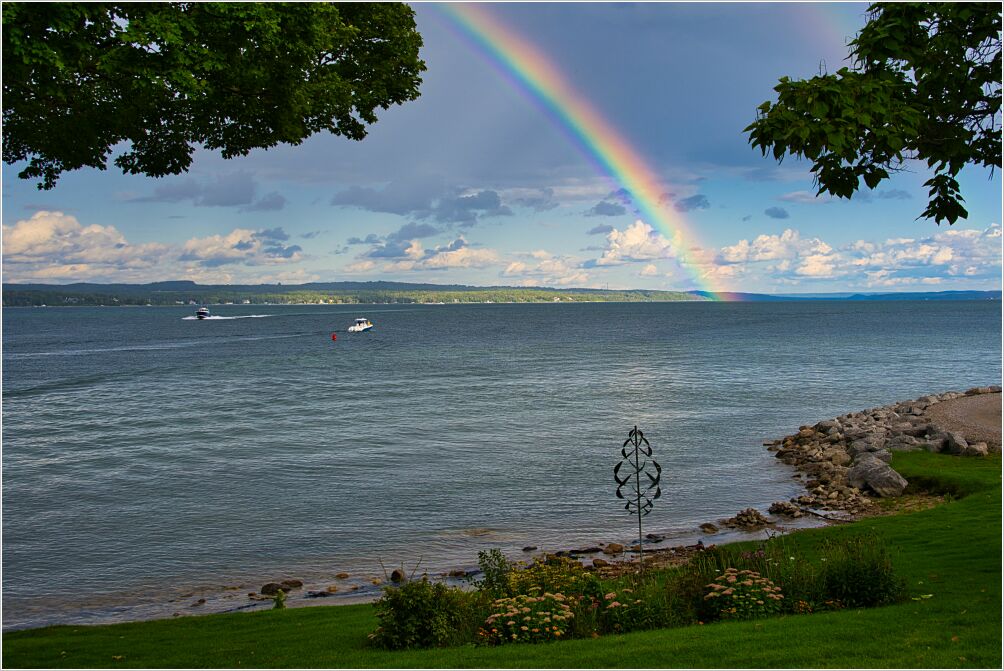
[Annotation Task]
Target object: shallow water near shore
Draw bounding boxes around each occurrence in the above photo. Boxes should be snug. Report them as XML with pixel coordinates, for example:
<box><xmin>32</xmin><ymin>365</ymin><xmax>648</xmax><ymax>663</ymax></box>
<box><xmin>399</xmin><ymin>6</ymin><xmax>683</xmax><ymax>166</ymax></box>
<box><xmin>3</xmin><ymin>300</ymin><xmax>1000</xmax><ymax>629</ymax></box>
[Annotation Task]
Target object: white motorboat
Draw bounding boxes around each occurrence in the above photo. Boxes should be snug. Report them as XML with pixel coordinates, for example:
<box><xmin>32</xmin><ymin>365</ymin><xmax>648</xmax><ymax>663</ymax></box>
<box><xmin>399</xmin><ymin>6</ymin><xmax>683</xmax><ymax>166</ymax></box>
<box><xmin>196</xmin><ymin>306</ymin><xmax>210</xmax><ymax>319</ymax></box>
<box><xmin>347</xmin><ymin>318</ymin><xmax>373</xmax><ymax>332</ymax></box>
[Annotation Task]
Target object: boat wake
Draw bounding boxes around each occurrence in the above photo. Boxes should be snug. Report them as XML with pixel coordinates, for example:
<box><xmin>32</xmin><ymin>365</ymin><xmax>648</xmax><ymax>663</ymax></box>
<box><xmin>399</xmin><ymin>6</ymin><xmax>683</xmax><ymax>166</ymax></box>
<box><xmin>182</xmin><ymin>314</ymin><xmax>273</xmax><ymax>321</ymax></box>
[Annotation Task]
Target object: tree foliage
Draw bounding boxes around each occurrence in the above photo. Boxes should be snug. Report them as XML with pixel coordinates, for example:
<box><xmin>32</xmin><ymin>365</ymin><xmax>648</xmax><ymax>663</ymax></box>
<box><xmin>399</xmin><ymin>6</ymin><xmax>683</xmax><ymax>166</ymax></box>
<box><xmin>2</xmin><ymin>2</ymin><xmax>426</xmax><ymax>189</ymax></box>
<box><xmin>745</xmin><ymin>3</ymin><xmax>1001</xmax><ymax>224</ymax></box>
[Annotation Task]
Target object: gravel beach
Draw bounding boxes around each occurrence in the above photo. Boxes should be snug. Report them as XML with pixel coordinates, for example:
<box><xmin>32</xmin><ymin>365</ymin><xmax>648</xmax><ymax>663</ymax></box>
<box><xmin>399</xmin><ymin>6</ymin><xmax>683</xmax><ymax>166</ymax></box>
<box><xmin>924</xmin><ymin>392</ymin><xmax>1002</xmax><ymax>450</ymax></box>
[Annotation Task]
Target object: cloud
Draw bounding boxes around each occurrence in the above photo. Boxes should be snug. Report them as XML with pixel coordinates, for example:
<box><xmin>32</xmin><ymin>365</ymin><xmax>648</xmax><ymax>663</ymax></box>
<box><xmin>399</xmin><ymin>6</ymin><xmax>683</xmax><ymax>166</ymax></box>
<box><xmin>592</xmin><ymin>220</ymin><xmax>678</xmax><ymax>266</ymax></box>
<box><xmin>509</xmin><ymin>187</ymin><xmax>560</xmax><ymax>212</ymax></box>
<box><xmin>366</xmin><ymin>239</ymin><xmax>422</xmax><ymax>259</ymax></box>
<box><xmin>741</xmin><ymin>214</ymin><xmax>752</xmax><ymax>222</ymax></box>
<box><xmin>301</xmin><ymin>230</ymin><xmax>324</xmax><ymax>239</ymax></box>
<box><xmin>179</xmin><ymin>228</ymin><xmax>305</xmax><ymax>267</ymax></box>
<box><xmin>331</xmin><ymin>178</ymin><xmax>440</xmax><ymax>215</ymax></box>
<box><xmin>709</xmin><ymin>223</ymin><xmax>1002</xmax><ymax>288</ymax></box>
<box><xmin>674</xmin><ymin>194</ymin><xmax>710</xmax><ymax>212</ymax></box>
<box><xmin>386</xmin><ymin>222</ymin><xmax>440</xmax><ymax>242</ymax></box>
<box><xmin>587</xmin><ymin>223</ymin><xmax>615</xmax><ymax>235</ymax></box>
<box><xmin>332</xmin><ymin>180</ymin><xmax>512</xmax><ymax>226</ymax></box>
<box><xmin>430</xmin><ymin>190</ymin><xmax>513</xmax><ymax>226</ymax></box>
<box><xmin>764</xmin><ymin>206</ymin><xmax>790</xmax><ymax>219</ymax></box>
<box><xmin>133</xmin><ymin>172</ymin><xmax>259</xmax><ymax>208</ymax></box>
<box><xmin>501</xmin><ymin>250</ymin><xmax>588</xmax><ymax>286</ymax></box>
<box><xmin>257</xmin><ymin>227</ymin><xmax>290</xmax><ymax>242</ymax></box>
<box><xmin>346</xmin><ymin>233</ymin><xmax>381</xmax><ymax>245</ymax></box>
<box><xmin>876</xmin><ymin>189</ymin><xmax>912</xmax><ymax>200</ymax></box>
<box><xmin>240</xmin><ymin>191</ymin><xmax>287</xmax><ymax>212</ymax></box>
<box><xmin>389</xmin><ymin>237</ymin><xmax>499</xmax><ymax>270</ymax></box>
<box><xmin>639</xmin><ymin>263</ymin><xmax>660</xmax><ymax>277</ymax></box>
<box><xmin>2</xmin><ymin>211</ymin><xmax>168</xmax><ymax>282</ymax></box>
<box><xmin>778</xmin><ymin>190</ymin><xmax>829</xmax><ymax>204</ymax></box>
<box><xmin>586</xmin><ymin>200</ymin><xmax>627</xmax><ymax>217</ymax></box>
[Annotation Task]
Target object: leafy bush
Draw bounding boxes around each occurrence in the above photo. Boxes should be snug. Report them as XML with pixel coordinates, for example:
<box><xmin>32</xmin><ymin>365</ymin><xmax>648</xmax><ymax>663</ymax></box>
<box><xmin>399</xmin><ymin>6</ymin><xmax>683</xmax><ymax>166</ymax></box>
<box><xmin>475</xmin><ymin>549</ymin><xmax>516</xmax><ymax>598</ymax></box>
<box><xmin>480</xmin><ymin>592</ymin><xmax>574</xmax><ymax>645</ymax></box>
<box><xmin>597</xmin><ymin>584</ymin><xmax>673</xmax><ymax>633</ymax></box>
<box><xmin>819</xmin><ymin>534</ymin><xmax>905</xmax><ymax>608</ymax></box>
<box><xmin>369</xmin><ymin>578</ymin><xmax>486</xmax><ymax>650</ymax></box>
<box><xmin>703</xmin><ymin>568</ymin><xmax>784</xmax><ymax>620</ymax></box>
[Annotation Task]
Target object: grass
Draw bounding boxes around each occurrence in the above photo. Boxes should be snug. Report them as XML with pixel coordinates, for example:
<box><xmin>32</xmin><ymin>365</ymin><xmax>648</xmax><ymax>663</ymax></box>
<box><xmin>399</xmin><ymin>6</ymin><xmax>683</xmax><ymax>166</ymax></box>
<box><xmin>4</xmin><ymin>452</ymin><xmax>1001</xmax><ymax>668</ymax></box>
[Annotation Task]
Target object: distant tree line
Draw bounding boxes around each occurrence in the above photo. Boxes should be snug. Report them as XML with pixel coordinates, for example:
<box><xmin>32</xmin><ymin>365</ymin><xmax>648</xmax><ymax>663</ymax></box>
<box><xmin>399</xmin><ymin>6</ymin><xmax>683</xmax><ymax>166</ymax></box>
<box><xmin>1</xmin><ymin>286</ymin><xmax>704</xmax><ymax>307</ymax></box>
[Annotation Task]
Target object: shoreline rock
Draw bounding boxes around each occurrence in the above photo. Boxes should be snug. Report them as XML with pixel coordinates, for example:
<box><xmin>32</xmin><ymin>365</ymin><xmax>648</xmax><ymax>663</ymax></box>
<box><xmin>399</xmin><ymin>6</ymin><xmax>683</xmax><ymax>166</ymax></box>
<box><xmin>765</xmin><ymin>386</ymin><xmax>1000</xmax><ymax>513</ymax></box>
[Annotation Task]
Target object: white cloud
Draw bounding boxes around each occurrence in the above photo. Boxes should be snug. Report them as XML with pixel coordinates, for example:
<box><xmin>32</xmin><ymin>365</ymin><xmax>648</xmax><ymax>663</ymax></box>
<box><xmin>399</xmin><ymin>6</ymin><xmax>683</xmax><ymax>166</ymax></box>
<box><xmin>501</xmin><ymin>250</ymin><xmax>587</xmax><ymax>286</ymax></box>
<box><xmin>595</xmin><ymin>220</ymin><xmax>677</xmax><ymax>266</ymax></box>
<box><xmin>639</xmin><ymin>263</ymin><xmax>659</xmax><ymax>277</ymax></box>
<box><xmin>779</xmin><ymin>190</ymin><xmax>830</xmax><ymax>204</ymax></box>
<box><xmin>179</xmin><ymin>228</ymin><xmax>304</xmax><ymax>267</ymax></box>
<box><xmin>3</xmin><ymin>211</ymin><xmax>168</xmax><ymax>282</ymax></box>
<box><xmin>708</xmin><ymin>223</ymin><xmax>1001</xmax><ymax>289</ymax></box>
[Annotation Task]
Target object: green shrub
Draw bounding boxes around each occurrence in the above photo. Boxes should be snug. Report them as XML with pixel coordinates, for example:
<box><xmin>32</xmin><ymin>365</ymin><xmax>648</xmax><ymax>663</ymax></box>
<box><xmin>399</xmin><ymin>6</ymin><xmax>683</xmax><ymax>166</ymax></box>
<box><xmin>369</xmin><ymin>578</ymin><xmax>486</xmax><ymax>650</ymax></box>
<box><xmin>597</xmin><ymin>583</ymin><xmax>676</xmax><ymax>633</ymax></box>
<box><xmin>819</xmin><ymin>534</ymin><xmax>905</xmax><ymax>608</ymax></box>
<box><xmin>475</xmin><ymin>549</ymin><xmax>516</xmax><ymax>598</ymax></box>
<box><xmin>703</xmin><ymin>568</ymin><xmax>784</xmax><ymax>621</ymax></box>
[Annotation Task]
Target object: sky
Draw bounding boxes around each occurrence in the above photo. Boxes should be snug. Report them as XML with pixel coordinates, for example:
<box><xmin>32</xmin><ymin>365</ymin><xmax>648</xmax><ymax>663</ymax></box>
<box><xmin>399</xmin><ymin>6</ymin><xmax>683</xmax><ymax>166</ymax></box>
<box><xmin>2</xmin><ymin>2</ymin><xmax>1001</xmax><ymax>293</ymax></box>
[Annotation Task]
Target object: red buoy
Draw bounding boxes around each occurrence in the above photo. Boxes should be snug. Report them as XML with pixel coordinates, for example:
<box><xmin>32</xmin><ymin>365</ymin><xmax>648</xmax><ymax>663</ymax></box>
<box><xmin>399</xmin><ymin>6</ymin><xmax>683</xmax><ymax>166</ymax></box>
<box><xmin>331</xmin><ymin>333</ymin><xmax>337</xmax><ymax>341</ymax></box>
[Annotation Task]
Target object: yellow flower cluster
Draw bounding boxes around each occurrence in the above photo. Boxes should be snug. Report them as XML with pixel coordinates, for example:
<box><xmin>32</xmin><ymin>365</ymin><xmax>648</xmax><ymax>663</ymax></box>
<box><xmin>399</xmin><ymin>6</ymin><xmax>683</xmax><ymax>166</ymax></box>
<box><xmin>481</xmin><ymin>592</ymin><xmax>574</xmax><ymax>645</ymax></box>
<box><xmin>704</xmin><ymin>568</ymin><xmax>784</xmax><ymax>621</ymax></box>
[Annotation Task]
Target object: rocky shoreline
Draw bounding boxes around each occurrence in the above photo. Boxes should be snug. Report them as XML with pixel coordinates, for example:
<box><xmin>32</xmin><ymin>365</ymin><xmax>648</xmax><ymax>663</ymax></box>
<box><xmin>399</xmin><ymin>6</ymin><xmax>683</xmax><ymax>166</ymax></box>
<box><xmin>762</xmin><ymin>386</ymin><xmax>1000</xmax><ymax>519</ymax></box>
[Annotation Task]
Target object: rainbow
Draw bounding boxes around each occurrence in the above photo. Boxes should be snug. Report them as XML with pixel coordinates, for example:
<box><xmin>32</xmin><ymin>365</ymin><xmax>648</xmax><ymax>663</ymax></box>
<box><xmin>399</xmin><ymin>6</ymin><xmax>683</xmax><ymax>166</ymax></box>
<box><xmin>435</xmin><ymin>3</ymin><xmax>728</xmax><ymax>299</ymax></box>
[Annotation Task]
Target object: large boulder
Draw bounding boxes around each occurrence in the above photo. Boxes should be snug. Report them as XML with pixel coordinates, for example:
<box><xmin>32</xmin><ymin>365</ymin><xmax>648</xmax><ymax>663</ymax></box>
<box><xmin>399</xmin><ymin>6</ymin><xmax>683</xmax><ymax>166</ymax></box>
<box><xmin>847</xmin><ymin>454</ymin><xmax>908</xmax><ymax>497</ymax></box>
<box><xmin>943</xmin><ymin>432</ymin><xmax>970</xmax><ymax>455</ymax></box>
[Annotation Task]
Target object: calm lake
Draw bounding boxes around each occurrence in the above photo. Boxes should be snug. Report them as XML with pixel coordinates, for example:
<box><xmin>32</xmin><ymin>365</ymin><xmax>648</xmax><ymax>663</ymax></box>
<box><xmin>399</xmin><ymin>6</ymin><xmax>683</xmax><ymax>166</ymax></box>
<box><xmin>2</xmin><ymin>300</ymin><xmax>1000</xmax><ymax>629</ymax></box>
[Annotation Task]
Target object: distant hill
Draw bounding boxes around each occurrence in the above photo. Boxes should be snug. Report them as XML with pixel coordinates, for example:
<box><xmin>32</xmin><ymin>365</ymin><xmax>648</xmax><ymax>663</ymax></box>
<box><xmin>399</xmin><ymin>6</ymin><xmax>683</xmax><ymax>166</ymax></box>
<box><xmin>1</xmin><ymin>281</ymin><xmax>999</xmax><ymax>307</ymax></box>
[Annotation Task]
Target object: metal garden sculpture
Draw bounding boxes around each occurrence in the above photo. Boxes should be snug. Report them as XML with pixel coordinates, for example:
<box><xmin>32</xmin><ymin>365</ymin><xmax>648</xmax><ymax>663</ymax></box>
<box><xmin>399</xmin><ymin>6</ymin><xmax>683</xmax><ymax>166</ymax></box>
<box><xmin>614</xmin><ymin>426</ymin><xmax>662</xmax><ymax>573</ymax></box>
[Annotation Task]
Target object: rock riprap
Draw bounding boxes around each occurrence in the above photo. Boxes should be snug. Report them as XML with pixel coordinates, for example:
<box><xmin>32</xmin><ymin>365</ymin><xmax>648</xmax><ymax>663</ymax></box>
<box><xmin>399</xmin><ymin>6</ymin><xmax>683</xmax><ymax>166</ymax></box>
<box><xmin>765</xmin><ymin>387</ymin><xmax>1000</xmax><ymax>512</ymax></box>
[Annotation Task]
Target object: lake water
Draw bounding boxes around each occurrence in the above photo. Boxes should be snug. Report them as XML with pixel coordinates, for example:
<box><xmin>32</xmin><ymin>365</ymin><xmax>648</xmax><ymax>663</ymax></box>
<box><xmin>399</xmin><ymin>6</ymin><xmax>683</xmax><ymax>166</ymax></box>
<box><xmin>2</xmin><ymin>300</ymin><xmax>1000</xmax><ymax>629</ymax></box>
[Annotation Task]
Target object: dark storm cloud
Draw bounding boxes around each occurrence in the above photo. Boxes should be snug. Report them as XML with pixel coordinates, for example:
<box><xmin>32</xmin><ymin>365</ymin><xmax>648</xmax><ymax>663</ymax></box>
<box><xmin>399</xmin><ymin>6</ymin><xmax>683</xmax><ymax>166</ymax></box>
<box><xmin>587</xmin><ymin>223</ymin><xmax>615</xmax><ymax>235</ymax></box>
<box><xmin>674</xmin><ymin>194</ymin><xmax>710</xmax><ymax>212</ymax></box>
<box><xmin>765</xmin><ymin>206</ymin><xmax>790</xmax><ymax>219</ymax></box>
<box><xmin>586</xmin><ymin>200</ymin><xmax>627</xmax><ymax>217</ymax></box>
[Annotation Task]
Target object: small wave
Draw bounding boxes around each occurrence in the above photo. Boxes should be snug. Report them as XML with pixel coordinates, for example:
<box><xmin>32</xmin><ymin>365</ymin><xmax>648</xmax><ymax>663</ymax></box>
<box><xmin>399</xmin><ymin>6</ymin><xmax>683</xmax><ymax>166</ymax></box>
<box><xmin>181</xmin><ymin>314</ymin><xmax>273</xmax><ymax>321</ymax></box>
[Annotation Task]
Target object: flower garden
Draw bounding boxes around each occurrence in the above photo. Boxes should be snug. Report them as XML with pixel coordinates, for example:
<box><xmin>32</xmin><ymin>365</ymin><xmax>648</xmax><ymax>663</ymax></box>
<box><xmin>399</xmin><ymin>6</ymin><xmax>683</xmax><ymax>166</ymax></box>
<box><xmin>368</xmin><ymin>530</ymin><xmax>906</xmax><ymax>650</ymax></box>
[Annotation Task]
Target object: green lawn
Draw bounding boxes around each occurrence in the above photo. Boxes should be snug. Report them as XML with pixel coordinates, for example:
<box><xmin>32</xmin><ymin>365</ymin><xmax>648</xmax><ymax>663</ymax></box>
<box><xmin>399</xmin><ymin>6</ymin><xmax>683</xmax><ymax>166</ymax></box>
<box><xmin>4</xmin><ymin>452</ymin><xmax>1000</xmax><ymax>668</ymax></box>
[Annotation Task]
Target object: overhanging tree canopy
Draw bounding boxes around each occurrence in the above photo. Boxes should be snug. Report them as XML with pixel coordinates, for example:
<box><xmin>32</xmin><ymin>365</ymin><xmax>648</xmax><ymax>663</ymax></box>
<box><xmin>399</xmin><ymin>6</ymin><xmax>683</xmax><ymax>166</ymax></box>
<box><xmin>745</xmin><ymin>3</ymin><xmax>1001</xmax><ymax>224</ymax></box>
<box><xmin>2</xmin><ymin>2</ymin><xmax>426</xmax><ymax>189</ymax></box>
